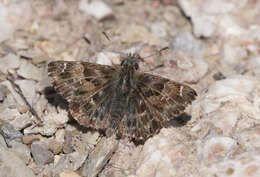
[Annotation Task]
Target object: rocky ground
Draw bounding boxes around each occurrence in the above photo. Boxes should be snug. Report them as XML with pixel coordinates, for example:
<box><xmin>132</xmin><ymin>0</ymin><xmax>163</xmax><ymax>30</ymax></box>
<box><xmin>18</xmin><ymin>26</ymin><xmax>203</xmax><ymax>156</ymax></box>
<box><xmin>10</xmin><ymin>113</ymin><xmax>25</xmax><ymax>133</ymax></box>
<box><xmin>0</xmin><ymin>0</ymin><xmax>260</xmax><ymax>177</ymax></box>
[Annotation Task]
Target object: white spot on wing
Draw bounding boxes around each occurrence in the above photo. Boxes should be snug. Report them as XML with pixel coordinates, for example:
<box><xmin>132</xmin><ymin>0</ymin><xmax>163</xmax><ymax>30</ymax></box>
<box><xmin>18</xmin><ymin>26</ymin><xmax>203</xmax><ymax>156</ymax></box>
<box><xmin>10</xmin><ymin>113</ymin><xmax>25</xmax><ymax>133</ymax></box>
<box><xmin>180</xmin><ymin>86</ymin><xmax>184</xmax><ymax>97</ymax></box>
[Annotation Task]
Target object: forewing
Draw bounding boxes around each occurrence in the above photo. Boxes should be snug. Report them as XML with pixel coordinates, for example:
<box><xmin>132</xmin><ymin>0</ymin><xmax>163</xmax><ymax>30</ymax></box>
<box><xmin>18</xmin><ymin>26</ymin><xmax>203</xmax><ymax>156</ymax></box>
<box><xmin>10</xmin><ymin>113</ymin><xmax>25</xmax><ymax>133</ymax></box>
<box><xmin>137</xmin><ymin>73</ymin><xmax>197</xmax><ymax>119</ymax></box>
<box><xmin>48</xmin><ymin>61</ymin><xmax>118</xmax><ymax>130</ymax></box>
<box><xmin>117</xmin><ymin>72</ymin><xmax>197</xmax><ymax>140</ymax></box>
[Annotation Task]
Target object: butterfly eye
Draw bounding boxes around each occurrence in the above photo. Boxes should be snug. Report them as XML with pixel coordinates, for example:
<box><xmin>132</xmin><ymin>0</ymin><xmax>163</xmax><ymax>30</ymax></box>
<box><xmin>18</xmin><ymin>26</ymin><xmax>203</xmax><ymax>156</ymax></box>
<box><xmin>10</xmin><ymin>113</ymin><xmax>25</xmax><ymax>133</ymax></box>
<box><xmin>134</xmin><ymin>62</ymin><xmax>139</xmax><ymax>70</ymax></box>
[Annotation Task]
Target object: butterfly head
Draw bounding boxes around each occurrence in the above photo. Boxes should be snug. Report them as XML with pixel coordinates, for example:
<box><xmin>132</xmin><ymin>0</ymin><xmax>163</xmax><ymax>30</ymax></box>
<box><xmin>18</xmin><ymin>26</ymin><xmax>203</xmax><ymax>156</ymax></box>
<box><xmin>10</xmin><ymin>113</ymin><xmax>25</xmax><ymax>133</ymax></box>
<box><xmin>120</xmin><ymin>53</ymin><xmax>143</xmax><ymax>71</ymax></box>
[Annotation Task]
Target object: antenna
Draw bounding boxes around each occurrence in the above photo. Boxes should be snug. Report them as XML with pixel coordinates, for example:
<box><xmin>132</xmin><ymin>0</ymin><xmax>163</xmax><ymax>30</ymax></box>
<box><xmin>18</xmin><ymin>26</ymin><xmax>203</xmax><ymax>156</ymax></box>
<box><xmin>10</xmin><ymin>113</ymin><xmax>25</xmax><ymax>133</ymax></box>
<box><xmin>142</xmin><ymin>46</ymin><xmax>169</xmax><ymax>59</ymax></box>
<box><xmin>102</xmin><ymin>31</ymin><xmax>111</xmax><ymax>41</ymax></box>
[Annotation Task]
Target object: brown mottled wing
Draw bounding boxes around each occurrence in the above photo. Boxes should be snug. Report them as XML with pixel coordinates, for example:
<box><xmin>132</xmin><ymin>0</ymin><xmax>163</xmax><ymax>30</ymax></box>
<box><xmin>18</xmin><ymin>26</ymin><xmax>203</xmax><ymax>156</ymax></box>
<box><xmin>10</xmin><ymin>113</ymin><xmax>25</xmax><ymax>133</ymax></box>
<box><xmin>48</xmin><ymin>61</ymin><xmax>197</xmax><ymax>140</ymax></box>
<box><xmin>117</xmin><ymin>72</ymin><xmax>197</xmax><ymax>140</ymax></box>
<box><xmin>48</xmin><ymin>61</ymin><xmax>118</xmax><ymax>130</ymax></box>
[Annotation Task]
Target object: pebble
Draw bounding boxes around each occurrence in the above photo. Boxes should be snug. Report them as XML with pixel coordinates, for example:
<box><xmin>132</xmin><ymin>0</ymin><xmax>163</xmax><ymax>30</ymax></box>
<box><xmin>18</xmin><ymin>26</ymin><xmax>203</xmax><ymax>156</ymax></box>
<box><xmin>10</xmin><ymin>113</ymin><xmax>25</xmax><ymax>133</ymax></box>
<box><xmin>238</xmin><ymin>127</ymin><xmax>260</xmax><ymax>150</ymax></box>
<box><xmin>193</xmin><ymin>76</ymin><xmax>260</xmax><ymax>133</ymax></box>
<box><xmin>31</xmin><ymin>142</ymin><xmax>54</xmax><ymax>166</ymax></box>
<box><xmin>158</xmin><ymin>50</ymin><xmax>208</xmax><ymax>83</ymax></box>
<box><xmin>120</xmin><ymin>24</ymin><xmax>160</xmax><ymax>45</ymax></box>
<box><xmin>59</xmin><ymin>170</ymin><xmax>82</xmax><ymax>177</ymax></box>
<box><xmin>0</xmin><ymin>123</ymin><xmax>23</xmax><ymax>147</ymax></box>
<box><xmin>79</xmin><ymin>0</ymin><xmax>113</xmax><ymax>20</ymax></box>
<box><xmin>96</xmin><ymin>52</ymin><xmax>113</xmax><ymax>65</ymax></box>
<box><xmin>136</xmin><ymin>128</ymin><xmax>199</xmax><ymax>177</ymax></box>
<box><xmin>14</xmin><ymin>79</ymin><xmax>37</xmax><ymax>106</ymax></box>
<box><xmin>178</xmin><ymin>0</ymin><xmax>260</xmax><ymax>69</ymax></box>
<box><xmin>63</xmin><ymin>130</ymin><xmax>74</xmax><ymax>154</ymax></box>
<box><xmin>0</xmin><ymin>1</ymin><xmax>32</xmax><ymax>43</ymax></box>
<box><xmin>150</xmin><ymin>22</ymin><xmax>168</xmax><ymax>38</ymax></box>
<box><xmin>172</xmin><ymin>31</ymin><xmax>204</xmax><ymax>57</ymax></box>
<box><xmin>55</xmin><ymin>129</ymin><xmax>65</xmax><ymax>143</ymax></box>
<box><xmin>0</xmin><ymin>146</ymin><xmax>35</xmax><ymax>177</ymax></box>
<box><xmin>24</xmin><ymin>110</ymin><xmax>69</xmax><ymax>136</ymax></box>
<box><xmin>54</xmin><ymin>151</ymin><xmax>88</xmax><ymax>173</ymax></box>
<box><xmin>213</xmin><ymin>72</ymin><xmax>226</xmax><ymax>81</ymax></box>
<box><xmin>10</xmin><ymin>113</ymin><xmax>32</xmax><ymax>131</ymax></box>
<box><xmin>0</xmin><ymin>133</ymin><xmax>7</xmax><ymax>148</ymax></box>
<box><xmin>17</xmin><ymin>59</ymin><xmax>43</xmax><ymax>81</ymax></box>
<box><xmin>0</xmin><ymin>106</ymin><xmax>21</xmax><ymax>122</ymax></box>
<box><xmin>0</xmin><ymin>85</ymin><xmax>7</xmax><ymax>101</ymax></box>
<box><xmin>179</xmin><ymin>0</ymin><xmax>258</xmax><ymax>38</ymax></box>
<box><xmin>48</xmin><ymin>139</ymin><xmax>63</xmax><ymax>154</ymax></box>
<box><xmin>99</xmin><ymin>140</ymin><xmax>141</xmax><ymax>177</ymax></box>
<box><xmin>246</xmin><ymin>55</ymin><xmax>260</xmax><ymax>78</ymax></box>
<box><xmin>22</xmin><ymin>134</ymin><xmax>42</xmax><ymax>144</ymax></box>
<box><xmin>11</xmin><ymin>141</ymin><xmax>31</xmax><ymax>164</ymax></box>
<box><xmin>0</xmin><ymin>53</ymin><xmax>20</xmax><ymax>74</ymax></box>
<box><xmin>201</xmin><ymin>150</ymin><xmax>260</xmax><ymax>177</ymax></box>
<box><xmin>42</xmin><ymin>110</ymin><xmax>69</xmax><ymax>136</ymax></box>
<box><xmin>33</xmin><ymin>94</ymin><xmax>48</xmax><ymax>118</ymax></box>
<box><xmin>0</xmin><ymin>80</ymin><xmax>27</xmax><ymax>106</ymax></box>
<box><xmin>81</xmin><ymin>136</ymin><xmax>119</xmax><ymax>177</ymax></box>
<box><xmin>197</xmin><ymin>136</ymin><xmax>238</xmax><ymax>165</ymax></box>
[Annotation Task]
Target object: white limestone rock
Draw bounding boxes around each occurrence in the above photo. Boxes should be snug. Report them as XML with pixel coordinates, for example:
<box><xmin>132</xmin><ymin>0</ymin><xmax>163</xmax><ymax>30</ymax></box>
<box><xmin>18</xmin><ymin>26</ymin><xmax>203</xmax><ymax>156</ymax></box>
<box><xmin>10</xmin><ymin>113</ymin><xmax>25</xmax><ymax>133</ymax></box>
<box><xmin>79</xmin><ymin>0</ymin><xmax>113</xmax><ymax>20</ymax></box>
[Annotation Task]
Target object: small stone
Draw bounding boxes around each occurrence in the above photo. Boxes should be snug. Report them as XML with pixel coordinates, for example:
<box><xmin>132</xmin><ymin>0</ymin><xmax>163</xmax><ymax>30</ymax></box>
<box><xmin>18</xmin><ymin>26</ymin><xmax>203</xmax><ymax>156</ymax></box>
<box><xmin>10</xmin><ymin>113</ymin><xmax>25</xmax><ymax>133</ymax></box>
<box><xmin>10</xmin><ymin>113</ymin><xmax>32</xmax><ymax>131</ymax></box>
<box><xmin>17</xmin><ymin>105</ymin><xmax>30</xmax><ymax>114</ymax></box>
<box><xmin>0</xmin><ymin>80</ymin><xmax>27</xmax><ymax>106</ymax></box>
<box><xmin>0</xmin><ymin>107</ymin><xmax>21</xmax><ymax>122</ymax></box>
<box><xmin>0</xmin><ymin>133</ymin><xmax>7</xmax><ymax>148</ymax></box>
<box><xmin>35</xmin><ymin>72</ymin><xmax>51</xmax><ymax>93</ymax></box>
<box><xmin>247</xmin><ymin>56</ymin><xmax>260</xmax><ymax>79</ymax></box>
<box><xmin>41</xmin><ymin>110</ymin><xmax>69</xmax><ymax>136</ymax></box>
<box><xmin>172</xmin><ymin>31</ymin><xmax>204</xmax><ymax>57</ymax></box>
<box><xmin>0</xmin><ymin>123</ymin><xmax>23</xmax><ymax>147</ymax></box>
<box><xmin>0</xmin><ymin>53</ymin><xmax>20</xmax><ymax>74</ymax></box>
<box><xmin>22</xmin><ymin>134</ymin><xmax>42</xmax><ymax>144</ymax></box>
<box><xmin>79</xmin><ymin>0</ymin><xmax>113</xmax><ymax>20</ymax></box>
<box><xmin>81</xmin><ymin>136</ymin><xmax>118</xmax><ymax>177</ymax></box>
<box><xmin>11</xmin><ymin>142</ymin><xmax>31</xmax><ymax>164</ymax></box>
<box><xmin>55</xmin><ymin>129</ymin><xmax>65</xmax><ymax>143</ymax></box>
<box><xmin>48</xmin><ymin>139</ymin><xmax>63</xmax><ymax>154</ymax></box>
<box><xmin>31</xmin><ymin>142</ymin><xmax>54</xmax><ymax>166</ymax></box>
<box><xmin>201</xmin><ymin>150</ymin><xmax>260</xmax><ymax>177</ymax></box>
<box><xmin>36</xmin><ymin>164</ymin><xmax>54</xmax><ymax>177</ymax></box>
<box><xmin>63</xmin><ymin>130</ymin><xmax>74</xmax><ymax>154</ymax></box>
<box><xmin>55</xmin><ymin>151</ymin><xmax>88</xmax><ymax>173</ymax></box>
<box><xmin>158</xmin><ymin>50</ymin><xmax>208</xmax><ymax>83</ymax></box>
<box><xmin>150</xmin><ymin>22</ymin><xmax>168</xmax><ymax>38</ymax></box>
<box><xmin>33</xmin><ymin>95</ymin><xmax>48</xmax><ymax>118</ymax></box>
<box><xmin>0</xmin><ymin>85</ymin><xmax>7</xmax><ymax>101</ymax></box>
<box><xmin>99</xmin><ymin>140</ymin><xmax>140</xmax><ymax>177</ymax></box>
<box><xmin>102</xmin><ymin>51</ymin><xmax>121</xmax><ymax>65</ymax></box>
<box><xmin>59</xmin><ymin>170</ymin><xmax>82</xmax><ymax>177</ymax></box>
<box><xmin>24</xmin><ymin>110</ymin><xmax>69</xmax><ymax>136</ymax></box>
<box><xmin>0</xmin><ymin>1</ymin><xmax>32</xmax><ymax>43</ymax></box>
<box><xmin>14</xmin><ymin>79</ymin><xmax>36</xmax><ymax>107</ymax></box>
<box><xmin>197</xmin><ymin>136</ymin><xmax>238</xmax><ymax>165</ymax></box>
<box><xmin>0</xmin><ymin>147</ymin><xmax>35</xmax><ymax>177</ymax></box>
<box><xmin>120</xmin><ymin>25</ymin><xmax>160</xmax><ymax>45</ymax></box>
<box><xmin>82</xmin><ymin>132</ymin><xmax>100</xmax><ymax>150</ymax></box>
<box><xmin>136</xmin><ymin>128</ymin><xmax>199</xmax><ymax>177</ymax></box>
<box><xmin>213</xmin><ymin>72</ymin><xmax>226</xmax><ymax>81</ymax></box>
<box><xmin>17</xmin><ymin>59</ymin><xmax>42</xmax><ymax>81</ymax></box>
<box><xmin>192</xmin><ymin>76</ymin><xmax>260</xmax><ymax>135</ymax></box>
<box><xmin>96</xmin><ymin>52</ymin><xmax>113</xmax><ymax>65</ymax></box>
<box><xmin>238</xmin><ymin>127</ymin><xmax>260</xmax><ymax>150</ymax></box>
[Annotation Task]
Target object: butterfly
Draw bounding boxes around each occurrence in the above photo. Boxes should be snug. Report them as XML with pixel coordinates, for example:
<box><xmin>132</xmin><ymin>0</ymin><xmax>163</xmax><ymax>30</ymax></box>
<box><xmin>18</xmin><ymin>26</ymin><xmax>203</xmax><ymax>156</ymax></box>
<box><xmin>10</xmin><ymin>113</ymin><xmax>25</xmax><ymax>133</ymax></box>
<box><xmin>48</xmin><ymin>52</ymin><xmax>197</xmax><ymax>141</ymax></box>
